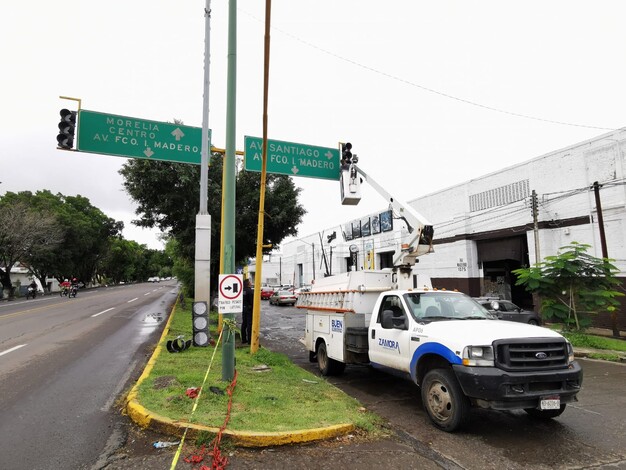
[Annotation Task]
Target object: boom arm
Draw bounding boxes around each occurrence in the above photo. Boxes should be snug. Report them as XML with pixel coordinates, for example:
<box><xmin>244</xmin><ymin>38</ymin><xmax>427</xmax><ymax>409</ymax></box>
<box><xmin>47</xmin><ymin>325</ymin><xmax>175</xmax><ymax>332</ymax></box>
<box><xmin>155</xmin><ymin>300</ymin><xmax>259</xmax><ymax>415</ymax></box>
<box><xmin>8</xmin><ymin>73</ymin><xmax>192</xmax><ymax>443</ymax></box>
<box><xmin>342</xmin><ymin>163</ymin><xmax>434</xmax><ymax>268</ymax></box>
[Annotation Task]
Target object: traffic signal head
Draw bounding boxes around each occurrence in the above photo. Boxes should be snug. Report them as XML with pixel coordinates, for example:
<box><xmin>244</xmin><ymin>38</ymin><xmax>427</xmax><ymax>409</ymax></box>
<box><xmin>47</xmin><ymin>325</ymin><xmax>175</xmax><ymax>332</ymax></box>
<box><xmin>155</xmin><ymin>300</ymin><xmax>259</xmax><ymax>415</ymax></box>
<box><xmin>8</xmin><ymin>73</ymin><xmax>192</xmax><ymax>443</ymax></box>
<box><xmin>341</xmin><ymin>142</ymin><xmax>352</xmax><ymax>163</ymax></box>
<box><xmin>57</xmin><ymin>108</ymin><xmax>77</xmax><ymax>149</ymax></box>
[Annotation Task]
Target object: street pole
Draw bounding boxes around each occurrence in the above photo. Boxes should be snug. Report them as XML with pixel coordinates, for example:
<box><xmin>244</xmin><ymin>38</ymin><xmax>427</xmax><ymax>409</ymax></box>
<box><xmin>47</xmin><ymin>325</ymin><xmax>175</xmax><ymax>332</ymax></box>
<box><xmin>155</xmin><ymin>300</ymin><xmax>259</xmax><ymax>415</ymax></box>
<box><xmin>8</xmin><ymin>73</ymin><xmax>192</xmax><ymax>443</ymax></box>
<box><xmin>251</xmin><ymin>0</ymin><xmax>272</xmax><ymax>354</ymax></box>
<box><xmin>194</xmin><ymin>0</ymin><xmax>212</xmax><ymax>307</ymax></box>
<box><xmin>531</xmin><ymin>190</ymin><xmax>540</xmax><ymax>265</ymax></box>
<box><xmin>222</xmin><ymin>0</ymin><xmax>237</xmax><ymax>380</ymax></box>
<box><xmin>592</xmin><ymin>181</ymin><xmax>609</xmax><ymax>259</ymax></box>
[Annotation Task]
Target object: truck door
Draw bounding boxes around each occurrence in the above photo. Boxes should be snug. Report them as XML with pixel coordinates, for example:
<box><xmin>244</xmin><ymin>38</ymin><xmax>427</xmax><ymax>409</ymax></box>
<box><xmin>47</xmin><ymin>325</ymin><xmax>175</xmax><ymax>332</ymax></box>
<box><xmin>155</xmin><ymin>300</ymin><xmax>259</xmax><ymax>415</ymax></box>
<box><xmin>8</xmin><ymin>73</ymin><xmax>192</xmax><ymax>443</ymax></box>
<box><xmin>368</xmin><ymin>294</ymin><xmax>412</xmax><ymax>372</ymax></box>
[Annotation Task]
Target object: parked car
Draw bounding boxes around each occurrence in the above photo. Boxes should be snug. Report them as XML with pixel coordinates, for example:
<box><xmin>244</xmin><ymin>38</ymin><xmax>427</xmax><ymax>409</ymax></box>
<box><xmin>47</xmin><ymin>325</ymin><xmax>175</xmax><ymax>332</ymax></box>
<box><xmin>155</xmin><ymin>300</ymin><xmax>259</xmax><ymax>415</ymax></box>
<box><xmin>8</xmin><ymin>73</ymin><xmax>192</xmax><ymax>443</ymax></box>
<box><xmin>293</xmin><ymin>286</ymin><xmax>312</xmax><ymax>298</ymax></box>
<box><xmin>478</xmin><ymin>299</ymin><xmax>542</xmax><ymax>325</ymax></box>
<box><xmin>260</xmin><ymin>286</ymin><xmax>275</xmax><ymax>300</ymax></box>
<box><xmin>269</xmin><ymin>289</ymin><xmax>297</xmax><ymax>306</ymax></box>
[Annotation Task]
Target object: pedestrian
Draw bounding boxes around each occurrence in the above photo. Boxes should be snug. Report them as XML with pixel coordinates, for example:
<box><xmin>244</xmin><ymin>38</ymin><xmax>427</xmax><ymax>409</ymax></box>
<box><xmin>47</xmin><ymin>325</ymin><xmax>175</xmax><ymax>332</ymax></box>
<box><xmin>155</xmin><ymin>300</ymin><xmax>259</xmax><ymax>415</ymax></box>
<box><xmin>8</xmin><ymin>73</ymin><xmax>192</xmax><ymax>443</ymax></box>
<box><xmin>241</xmin><ymin>279</ymin><xmax>254</xmax><ymax>344</ymax></box>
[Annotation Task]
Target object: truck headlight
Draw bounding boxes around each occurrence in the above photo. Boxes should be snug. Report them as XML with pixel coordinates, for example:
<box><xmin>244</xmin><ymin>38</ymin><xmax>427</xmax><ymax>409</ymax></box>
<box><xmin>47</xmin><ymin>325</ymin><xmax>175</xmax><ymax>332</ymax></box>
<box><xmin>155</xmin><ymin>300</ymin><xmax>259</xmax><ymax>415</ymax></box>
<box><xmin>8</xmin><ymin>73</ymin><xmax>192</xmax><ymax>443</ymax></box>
<box><xmin>566</xmin><ymin>341</ymin><xmax>575</xmax><ymax>364</ymax></box>
<box><xmin>462</xmin><ymin>346</ymin><xmax>495</xmax><ymax>366</ymax></box>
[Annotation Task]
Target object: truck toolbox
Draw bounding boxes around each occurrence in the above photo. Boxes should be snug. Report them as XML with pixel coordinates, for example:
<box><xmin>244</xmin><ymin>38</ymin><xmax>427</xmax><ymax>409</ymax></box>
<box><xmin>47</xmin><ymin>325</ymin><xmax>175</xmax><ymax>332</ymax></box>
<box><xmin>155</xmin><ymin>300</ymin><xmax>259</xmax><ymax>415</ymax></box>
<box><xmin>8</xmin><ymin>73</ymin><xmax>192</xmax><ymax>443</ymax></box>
<box><xmin>345</xmin><ymin>327</ymin><xmax>369</xmax><ymax>353</ymax></box>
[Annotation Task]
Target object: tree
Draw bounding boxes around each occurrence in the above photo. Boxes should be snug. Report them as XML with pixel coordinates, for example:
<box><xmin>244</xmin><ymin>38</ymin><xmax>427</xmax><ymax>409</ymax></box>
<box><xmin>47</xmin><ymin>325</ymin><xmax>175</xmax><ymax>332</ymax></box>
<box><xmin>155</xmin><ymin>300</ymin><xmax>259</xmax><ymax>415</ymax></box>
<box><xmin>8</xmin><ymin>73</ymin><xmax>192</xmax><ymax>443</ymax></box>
<box><xmin>119</xmin><ymin>154</ymin><xmax>306</xmax><ymax>295</ymax></box>
<box><xmin>513</xmin><ymin>242</ymin><xmax>624</xmax><ymax>333</ymax></box>
<box><xmin>1</xmin><ymin>190</ymin><xmax>124</xmax><ymax>290</ymax></box>
<box><xmin>100</xmin><ymin>238</ymin><xmax>145</xmax><ymax>284</ymax></box>
<box><xmin>0</xmin><ymin>194</ymin><xmax>63</xmax><ymax>298</ymax></box>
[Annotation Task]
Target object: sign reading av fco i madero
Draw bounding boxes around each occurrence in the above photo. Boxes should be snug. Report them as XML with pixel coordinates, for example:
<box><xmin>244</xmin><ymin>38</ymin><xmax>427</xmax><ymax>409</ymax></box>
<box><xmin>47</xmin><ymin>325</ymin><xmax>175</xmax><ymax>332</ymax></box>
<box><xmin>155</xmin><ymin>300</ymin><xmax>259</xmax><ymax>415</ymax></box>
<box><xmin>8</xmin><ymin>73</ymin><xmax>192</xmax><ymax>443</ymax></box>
<box><xmin>77</xmin><ymin>110</ymin><xmax>210</xmax><ymax>165</ymax></box>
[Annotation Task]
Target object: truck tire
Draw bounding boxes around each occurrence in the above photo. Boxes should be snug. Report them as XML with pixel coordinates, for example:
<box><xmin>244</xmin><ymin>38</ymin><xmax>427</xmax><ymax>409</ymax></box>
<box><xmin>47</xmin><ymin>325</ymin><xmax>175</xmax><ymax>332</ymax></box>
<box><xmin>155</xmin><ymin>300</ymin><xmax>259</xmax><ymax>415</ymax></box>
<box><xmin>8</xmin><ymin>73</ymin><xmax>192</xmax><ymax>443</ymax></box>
<box><xmin>317</xmin><ymin>342</ymin><xmax>345</xmax><ymax>376</ymax></box>
<box><xmin>524</xmin><ymin>404</ymin><xmax>566</xmax><ymax>419</ymax></box>
<box><xmin>421</xmin><ymin>368</ymin><xmax>470</xmax><ymax>432</ymax></box>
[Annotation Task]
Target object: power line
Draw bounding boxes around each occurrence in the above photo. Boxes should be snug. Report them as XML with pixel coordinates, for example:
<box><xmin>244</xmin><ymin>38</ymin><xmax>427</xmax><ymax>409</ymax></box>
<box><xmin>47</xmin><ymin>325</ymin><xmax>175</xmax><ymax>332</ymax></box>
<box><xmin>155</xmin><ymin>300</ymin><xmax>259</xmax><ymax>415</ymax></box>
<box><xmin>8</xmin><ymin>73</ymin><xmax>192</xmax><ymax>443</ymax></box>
<box><xmin>240</xmin><ymin>8</ymin><xmax>618</xmax><ymax>132</ymax></box>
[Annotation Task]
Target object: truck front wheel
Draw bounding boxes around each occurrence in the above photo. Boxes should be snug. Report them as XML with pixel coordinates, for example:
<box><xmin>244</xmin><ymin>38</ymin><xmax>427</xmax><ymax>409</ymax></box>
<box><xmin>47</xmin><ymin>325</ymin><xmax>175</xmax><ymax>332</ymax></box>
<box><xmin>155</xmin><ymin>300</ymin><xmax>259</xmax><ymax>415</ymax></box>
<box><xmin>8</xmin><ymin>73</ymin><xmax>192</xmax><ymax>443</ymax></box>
<box><xmin>317</xmin><ymin>342</ymin><xmax>345</xmax><ymax>376</ymax></box>
<box><xmin>421</xmin><ymin>368</ymin><xmax>470</xmax><ymax>432</ymax></box>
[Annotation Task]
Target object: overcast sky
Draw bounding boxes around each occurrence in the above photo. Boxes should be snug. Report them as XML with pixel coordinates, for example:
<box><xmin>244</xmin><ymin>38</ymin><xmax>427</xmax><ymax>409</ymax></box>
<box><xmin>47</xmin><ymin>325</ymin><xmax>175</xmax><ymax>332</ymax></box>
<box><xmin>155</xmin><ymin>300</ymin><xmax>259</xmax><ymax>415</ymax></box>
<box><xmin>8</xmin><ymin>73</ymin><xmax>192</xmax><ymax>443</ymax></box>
<box><xmin>2</xmin><ymin>1</ymin><xmax>624</xmax><ymax>250</ymax></box>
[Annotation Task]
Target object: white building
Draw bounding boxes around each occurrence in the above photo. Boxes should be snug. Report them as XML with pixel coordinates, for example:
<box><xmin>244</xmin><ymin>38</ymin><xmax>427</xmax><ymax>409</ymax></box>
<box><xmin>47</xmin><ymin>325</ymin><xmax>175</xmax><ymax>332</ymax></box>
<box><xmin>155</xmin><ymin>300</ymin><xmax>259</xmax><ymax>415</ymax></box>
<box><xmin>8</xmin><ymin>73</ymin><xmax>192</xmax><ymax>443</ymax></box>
<box><xmin>276</xmin><ymin>128</ymin><xmax>626</xmax><ymax>331</ymax></box>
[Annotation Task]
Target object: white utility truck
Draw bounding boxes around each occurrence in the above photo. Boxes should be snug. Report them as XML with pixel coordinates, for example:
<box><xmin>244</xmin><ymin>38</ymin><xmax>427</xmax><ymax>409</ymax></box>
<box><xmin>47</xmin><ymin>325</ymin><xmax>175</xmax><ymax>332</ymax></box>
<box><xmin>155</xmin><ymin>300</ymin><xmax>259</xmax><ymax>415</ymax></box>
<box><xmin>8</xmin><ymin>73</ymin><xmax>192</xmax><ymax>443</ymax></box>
<box><xmin>297</xmin><ymin>157</ymin><xmax>583</xmax><ymax>432</ymax></box>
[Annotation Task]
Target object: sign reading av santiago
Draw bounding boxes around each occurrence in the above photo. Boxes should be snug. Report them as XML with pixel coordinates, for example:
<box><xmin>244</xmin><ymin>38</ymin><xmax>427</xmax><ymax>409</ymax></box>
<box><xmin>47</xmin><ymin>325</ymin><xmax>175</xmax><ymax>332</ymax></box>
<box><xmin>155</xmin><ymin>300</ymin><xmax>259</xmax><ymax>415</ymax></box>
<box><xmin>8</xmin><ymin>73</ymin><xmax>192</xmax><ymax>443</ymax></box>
<box><xmin>77</xmin><ymin>110</ymin><xmax>210</xmax><ymax>165</ymax></box>
<box><xmin>244</xmin><ymin>136</ymin><xmax>340</xmax><ymax>180</ymax></box>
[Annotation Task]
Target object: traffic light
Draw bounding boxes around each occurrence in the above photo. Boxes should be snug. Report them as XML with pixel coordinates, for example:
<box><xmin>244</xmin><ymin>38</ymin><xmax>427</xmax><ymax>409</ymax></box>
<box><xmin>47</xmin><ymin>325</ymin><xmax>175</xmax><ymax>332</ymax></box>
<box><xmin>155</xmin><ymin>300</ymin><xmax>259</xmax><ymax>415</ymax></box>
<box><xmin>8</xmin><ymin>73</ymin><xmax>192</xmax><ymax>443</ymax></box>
<box><xmin>57</xmin><ymin>108</ymin><xmax>77</xmax><ymax>149</ymax></box>
<box><xmin>341</xmin><ymin>142</ymin><xmax>352</xmax><ymax>166</ymax></box>
<box><xmin>192</xmin><ymin>301</ymin><xmax>210</xmax><ymax>347</ymax></box>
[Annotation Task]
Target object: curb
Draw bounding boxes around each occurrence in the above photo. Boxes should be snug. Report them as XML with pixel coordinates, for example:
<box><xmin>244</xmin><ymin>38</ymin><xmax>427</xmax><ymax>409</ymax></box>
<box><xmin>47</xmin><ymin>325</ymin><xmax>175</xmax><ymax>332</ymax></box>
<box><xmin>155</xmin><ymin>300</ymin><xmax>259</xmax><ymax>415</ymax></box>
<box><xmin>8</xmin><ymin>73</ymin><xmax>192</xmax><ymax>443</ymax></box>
<box><xmin>573</xmin><ymin>348</ymin><xmax>626</xmax><ymax>363</ymax></box>
<box><xmin>125</xmin><ymin>300</ymin><xmax>355</xmax><ymax>447</ymax></box>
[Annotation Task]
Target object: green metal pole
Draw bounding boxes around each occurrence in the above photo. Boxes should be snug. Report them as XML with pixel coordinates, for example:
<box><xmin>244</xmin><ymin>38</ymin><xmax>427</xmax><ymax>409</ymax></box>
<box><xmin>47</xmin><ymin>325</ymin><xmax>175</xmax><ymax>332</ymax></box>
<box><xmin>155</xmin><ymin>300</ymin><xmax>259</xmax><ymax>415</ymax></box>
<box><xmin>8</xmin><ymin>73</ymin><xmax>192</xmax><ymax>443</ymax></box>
<box><xmin>222</xmin><ymin>0</ymin><xmax>237</xmax><ymax>381</ymax></box>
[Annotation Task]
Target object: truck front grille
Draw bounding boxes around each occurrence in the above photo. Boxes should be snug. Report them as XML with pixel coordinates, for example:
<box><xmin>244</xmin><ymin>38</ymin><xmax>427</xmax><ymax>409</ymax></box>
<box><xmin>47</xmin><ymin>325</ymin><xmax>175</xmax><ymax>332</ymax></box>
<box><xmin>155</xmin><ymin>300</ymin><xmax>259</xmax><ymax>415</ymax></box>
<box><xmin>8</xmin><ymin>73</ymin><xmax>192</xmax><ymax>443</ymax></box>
<box><xmin>494</xmin><ymin>338</ymin><xmax>569</xmax><ymax>371</ymax></box>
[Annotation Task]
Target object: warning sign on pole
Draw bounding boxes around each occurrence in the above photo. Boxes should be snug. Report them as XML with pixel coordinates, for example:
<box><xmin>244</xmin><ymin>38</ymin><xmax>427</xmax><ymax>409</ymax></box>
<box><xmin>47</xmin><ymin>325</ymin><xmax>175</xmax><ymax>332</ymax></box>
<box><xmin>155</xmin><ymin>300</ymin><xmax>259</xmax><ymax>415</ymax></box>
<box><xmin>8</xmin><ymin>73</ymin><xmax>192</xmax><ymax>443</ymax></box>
<box><xmin>218</xmin><ymin>274</ymin><xmax>243</xmax><ymax>313</ymax></box>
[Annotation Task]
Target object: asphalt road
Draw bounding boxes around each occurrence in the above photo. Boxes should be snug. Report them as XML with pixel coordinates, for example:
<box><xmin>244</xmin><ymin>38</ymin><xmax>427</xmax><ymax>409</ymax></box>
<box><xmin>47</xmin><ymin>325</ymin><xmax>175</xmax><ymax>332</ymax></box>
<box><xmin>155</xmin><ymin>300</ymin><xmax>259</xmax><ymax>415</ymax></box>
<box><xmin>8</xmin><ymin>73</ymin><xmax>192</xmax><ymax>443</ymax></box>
<box><xmin>254</xmin><ymin>301</ymin><xmax>626</xmax><ymax>470</ymax></box>
<box><xmin>0</xmin><ymin>281</ymin><xmax>177</xmax><ymax>470</ymax></box>
<box><xmin>3</xmin><ymin>291</ymin><xmax>624</xmax><ymax>469</ymax></box>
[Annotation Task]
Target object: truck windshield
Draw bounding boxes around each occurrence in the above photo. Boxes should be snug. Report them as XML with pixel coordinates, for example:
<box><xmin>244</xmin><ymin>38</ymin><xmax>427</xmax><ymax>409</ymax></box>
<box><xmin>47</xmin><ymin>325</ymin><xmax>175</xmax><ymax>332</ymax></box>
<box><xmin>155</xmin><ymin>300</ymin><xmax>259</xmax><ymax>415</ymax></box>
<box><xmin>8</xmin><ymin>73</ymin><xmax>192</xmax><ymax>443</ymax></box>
<box><xmin>403</xmin><ymin>292</ymin><xmax>492</xmax><ymax>322</ymax></box>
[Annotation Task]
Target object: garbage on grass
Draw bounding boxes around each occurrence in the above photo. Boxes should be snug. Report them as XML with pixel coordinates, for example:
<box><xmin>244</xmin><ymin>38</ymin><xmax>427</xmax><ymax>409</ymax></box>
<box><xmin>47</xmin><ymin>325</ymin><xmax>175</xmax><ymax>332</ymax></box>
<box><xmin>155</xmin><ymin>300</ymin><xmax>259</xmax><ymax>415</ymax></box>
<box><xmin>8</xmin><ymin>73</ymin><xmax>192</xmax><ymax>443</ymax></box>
<box><xmin>153</xmin><ymin>441</ymin><xmax>180</xmax><ymax>449</ymax></box>
<box><xmin>166</xmin><ymin>336</ymin><xmax>192</xmax><ymax>353</ymax></box>
<box><xmin>185</xmin><ymin>387</ymin><xmax>201</xmax><ymax>399</ymax></box>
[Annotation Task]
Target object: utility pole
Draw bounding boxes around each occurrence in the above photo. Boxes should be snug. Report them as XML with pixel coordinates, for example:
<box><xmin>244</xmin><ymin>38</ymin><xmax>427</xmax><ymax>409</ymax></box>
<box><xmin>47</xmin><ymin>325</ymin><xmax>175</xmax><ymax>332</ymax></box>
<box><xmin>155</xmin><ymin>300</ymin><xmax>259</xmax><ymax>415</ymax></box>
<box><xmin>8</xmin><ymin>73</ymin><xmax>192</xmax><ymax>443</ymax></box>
<box><xmin>194</xmin><ymin>0</ymin><xmax>212</xmax><ymax>308</ymax></box>
<box><xmin>592</xmin><ymin>181</ymin><xmax>618</xmax><ymax>337</ymax></box>
<box><xmin>592</xmin><ymin>181</ymin><xmax>609</xmax><ymax>259</ymax></box>
<box><xmin>531</xmin><ymin>190</ymin><xmax>540</xmax><ymax>265</ymax></box>
<box><xmin>221</xmin><ymin>0</ymin><xmax>238</xmax><ymax>380</ymax></box>
<box><xmin>250</xmin><ymin>0</ymin><xmax>272</xmax><ymax>354</ymax></box>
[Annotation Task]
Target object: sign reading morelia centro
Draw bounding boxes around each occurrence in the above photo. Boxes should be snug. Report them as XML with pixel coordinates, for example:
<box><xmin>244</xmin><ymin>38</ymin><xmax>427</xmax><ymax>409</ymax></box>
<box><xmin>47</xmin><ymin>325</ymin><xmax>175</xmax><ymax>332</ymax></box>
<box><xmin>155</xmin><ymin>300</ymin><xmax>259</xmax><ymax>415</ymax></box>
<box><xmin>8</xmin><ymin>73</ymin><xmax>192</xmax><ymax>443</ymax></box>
<box><xmin>77</xmin><ymin>110</ymin><xmax>210</xmax><ymax>164</ymax></box>
<box><xmin>244</xmin><ymin>136</ymin><xmax>340</xmax><ymax>180</ymax></box>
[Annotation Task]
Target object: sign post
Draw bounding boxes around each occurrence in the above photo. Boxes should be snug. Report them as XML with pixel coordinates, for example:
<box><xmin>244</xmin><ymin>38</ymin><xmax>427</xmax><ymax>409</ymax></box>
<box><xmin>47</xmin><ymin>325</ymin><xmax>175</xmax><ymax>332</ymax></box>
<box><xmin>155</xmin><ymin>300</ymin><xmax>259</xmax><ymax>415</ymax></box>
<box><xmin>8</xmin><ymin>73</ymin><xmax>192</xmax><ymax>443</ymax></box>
<box><xmin>77</xmin><ymin>110</ymin><xmax>210</xmax><ymax>164</ymax></box>
<box><xmin>244</xmin><ymin>136</ymin><xmax>340</xmax><ymax>180</ymax></box>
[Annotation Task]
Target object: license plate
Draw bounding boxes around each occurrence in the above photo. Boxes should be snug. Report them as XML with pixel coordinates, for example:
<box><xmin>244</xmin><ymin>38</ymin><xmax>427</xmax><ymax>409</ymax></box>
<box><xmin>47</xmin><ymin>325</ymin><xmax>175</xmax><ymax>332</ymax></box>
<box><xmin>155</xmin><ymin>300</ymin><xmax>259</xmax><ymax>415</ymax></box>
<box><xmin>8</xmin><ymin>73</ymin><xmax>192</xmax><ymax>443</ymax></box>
<box><xmin>540</xmin><ymin>395</ymin><xmax>560</xmax><ymax>410</ymax></box>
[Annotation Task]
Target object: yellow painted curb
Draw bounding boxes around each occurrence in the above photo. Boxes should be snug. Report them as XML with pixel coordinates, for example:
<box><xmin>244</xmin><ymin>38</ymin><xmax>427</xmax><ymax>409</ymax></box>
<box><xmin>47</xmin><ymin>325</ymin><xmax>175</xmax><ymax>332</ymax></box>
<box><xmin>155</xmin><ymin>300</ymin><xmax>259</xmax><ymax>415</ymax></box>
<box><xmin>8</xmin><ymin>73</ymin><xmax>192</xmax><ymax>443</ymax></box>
<box><xmin>125</xmin><ymin>298</ymin><xmax>356</xmax><ymax>447</ymax></box>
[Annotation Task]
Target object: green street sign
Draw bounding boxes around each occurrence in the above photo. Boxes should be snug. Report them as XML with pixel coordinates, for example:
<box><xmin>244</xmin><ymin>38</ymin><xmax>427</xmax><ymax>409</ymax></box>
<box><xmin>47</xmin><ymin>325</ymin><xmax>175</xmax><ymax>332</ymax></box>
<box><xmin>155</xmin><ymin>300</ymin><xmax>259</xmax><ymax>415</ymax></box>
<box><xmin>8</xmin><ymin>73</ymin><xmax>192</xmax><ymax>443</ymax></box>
<box><xmin>244</xmin><ymin>136</ymin><xmax>340</xmax><ymax>180</ymax></box>
<box><xmin>77</xmin><ymin>110</ymin><xmax>210</xmax><ymax>164</ymax></box>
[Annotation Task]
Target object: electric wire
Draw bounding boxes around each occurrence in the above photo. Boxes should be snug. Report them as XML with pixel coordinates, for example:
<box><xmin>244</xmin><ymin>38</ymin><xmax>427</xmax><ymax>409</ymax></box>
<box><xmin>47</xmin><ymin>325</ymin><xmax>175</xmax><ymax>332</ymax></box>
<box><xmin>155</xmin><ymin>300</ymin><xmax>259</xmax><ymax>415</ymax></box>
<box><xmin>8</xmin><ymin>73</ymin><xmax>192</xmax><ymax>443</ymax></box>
<box><xmin>239</xmin><ymin>8</ymin><xmax>618</xmax><ymax>132</ymax></box>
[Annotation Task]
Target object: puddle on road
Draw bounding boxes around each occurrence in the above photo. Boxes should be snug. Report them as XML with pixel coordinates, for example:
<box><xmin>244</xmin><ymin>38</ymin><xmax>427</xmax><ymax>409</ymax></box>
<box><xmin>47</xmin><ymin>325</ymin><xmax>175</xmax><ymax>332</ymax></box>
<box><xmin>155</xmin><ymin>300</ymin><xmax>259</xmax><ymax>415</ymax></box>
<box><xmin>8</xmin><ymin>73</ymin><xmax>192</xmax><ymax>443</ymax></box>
<box><xmin>142</xmin><ymin>313</ymin><xmax>164</xmax><ymax>324</ymax></box>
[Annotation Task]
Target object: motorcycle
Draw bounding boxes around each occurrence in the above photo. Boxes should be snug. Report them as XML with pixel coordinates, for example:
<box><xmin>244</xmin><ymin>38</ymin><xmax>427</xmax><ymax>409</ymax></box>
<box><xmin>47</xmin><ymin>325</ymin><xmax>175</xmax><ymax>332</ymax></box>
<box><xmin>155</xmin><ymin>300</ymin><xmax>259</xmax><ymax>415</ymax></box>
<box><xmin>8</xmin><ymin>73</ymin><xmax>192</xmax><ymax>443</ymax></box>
<box><xmin>26</xmin><ymin>286</ymin><xmax>37</xmax><ymax>300</ymax></box>
<box><xmin>68</xmin><ymin>285</ymin><xmax>78</xmax><ymax>298</ymax></box>
<box><xmin>60</xmin><ymin>286</ymin><xmax>69</xmax><ymax>297</ymax></box>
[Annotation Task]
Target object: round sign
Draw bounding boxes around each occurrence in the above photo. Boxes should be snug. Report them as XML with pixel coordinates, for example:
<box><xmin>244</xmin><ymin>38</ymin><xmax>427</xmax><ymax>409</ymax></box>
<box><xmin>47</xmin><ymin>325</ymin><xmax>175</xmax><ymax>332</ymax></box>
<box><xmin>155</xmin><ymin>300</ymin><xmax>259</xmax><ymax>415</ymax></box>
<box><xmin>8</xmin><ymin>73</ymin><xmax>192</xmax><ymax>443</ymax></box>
<box><xmin>349</xmin><ymin>244</ymin><xmax>358</xmax><ymax>253</ymax></box>
<box><xmin>219</xmin><ymin>274</ymin><xmax>243</xmax><ymax>300</ymax></box>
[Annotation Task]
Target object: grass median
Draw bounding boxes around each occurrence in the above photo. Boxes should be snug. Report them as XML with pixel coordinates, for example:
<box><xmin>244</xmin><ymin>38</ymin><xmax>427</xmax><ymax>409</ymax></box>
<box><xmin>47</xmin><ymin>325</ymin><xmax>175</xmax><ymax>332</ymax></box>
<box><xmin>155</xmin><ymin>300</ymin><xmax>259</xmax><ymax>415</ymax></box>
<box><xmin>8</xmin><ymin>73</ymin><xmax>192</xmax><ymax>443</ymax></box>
<box><xmin>133</xmin><ymin>299</ymin><xmax>386</xmax><ymax>436</ymax></box>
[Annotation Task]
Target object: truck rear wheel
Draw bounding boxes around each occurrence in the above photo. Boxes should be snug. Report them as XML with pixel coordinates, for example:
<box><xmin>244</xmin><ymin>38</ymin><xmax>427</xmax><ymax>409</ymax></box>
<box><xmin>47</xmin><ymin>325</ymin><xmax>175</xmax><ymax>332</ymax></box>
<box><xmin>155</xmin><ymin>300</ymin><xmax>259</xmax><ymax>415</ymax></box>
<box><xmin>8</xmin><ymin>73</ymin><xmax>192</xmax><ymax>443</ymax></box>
<box><xmin>317</xmin><ymin>342</ymin><xmax>345</xmax><ymax>376</ymax></box>
<box><xmin>421</xmin><ymin>368</ymin><xmax>470</xmax><ymax>432</ymax></box>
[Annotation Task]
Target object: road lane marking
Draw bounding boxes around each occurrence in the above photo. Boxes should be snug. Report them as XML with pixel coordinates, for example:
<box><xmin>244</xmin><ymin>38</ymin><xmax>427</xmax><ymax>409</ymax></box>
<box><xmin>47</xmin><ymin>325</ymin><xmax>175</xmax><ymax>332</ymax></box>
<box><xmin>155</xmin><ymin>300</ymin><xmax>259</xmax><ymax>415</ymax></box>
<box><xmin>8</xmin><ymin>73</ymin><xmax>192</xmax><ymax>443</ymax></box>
<box><xmin>144</xmin><ymin>292</ymin><xmax>151</xmax><ymax>296</ymax></box>
<box><xmin>0</xmin><ymin>344</ymin><xmax>27</xmax><ymax>357</ymax></box>
<box><xmin>127</xmin><ymin>298</ymin><xmax>138</xmax><ymax>303</ymax></box>
<box><xmin>92</xmin><ymin>307</ymin><xmax>115</xmax><ymax>318</ymax></box>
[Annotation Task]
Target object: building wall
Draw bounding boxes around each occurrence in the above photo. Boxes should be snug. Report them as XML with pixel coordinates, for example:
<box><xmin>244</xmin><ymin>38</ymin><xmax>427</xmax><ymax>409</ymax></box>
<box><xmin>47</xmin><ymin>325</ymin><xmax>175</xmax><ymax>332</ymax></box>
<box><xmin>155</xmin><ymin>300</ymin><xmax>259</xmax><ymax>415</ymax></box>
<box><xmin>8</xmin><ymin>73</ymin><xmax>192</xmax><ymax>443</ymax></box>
<box><xmin>278</xmin><ymin>128</ymin><xmax>626</xmax><ymax>330</ymax></box>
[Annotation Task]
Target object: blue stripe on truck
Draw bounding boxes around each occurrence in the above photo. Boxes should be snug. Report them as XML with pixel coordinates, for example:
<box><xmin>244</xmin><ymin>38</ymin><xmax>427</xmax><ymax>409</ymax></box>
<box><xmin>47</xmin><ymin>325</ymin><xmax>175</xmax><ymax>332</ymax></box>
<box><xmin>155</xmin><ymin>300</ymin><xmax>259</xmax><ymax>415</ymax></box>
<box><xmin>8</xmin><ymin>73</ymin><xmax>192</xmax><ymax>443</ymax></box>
<box><xmin>410</xmin><ymin>342</ymin><xmax>462</xmax><ymax>382</ymax></box>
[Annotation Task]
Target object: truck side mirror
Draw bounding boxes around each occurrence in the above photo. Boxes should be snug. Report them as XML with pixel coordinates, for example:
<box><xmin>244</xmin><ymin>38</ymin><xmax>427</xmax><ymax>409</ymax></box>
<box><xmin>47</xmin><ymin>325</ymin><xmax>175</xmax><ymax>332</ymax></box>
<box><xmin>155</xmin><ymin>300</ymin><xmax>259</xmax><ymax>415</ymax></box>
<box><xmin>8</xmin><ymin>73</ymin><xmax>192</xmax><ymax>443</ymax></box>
<box><xmin>381</xmin><ymin>309</ymin><xmax>407</xmax><ymax>330</ymax></box>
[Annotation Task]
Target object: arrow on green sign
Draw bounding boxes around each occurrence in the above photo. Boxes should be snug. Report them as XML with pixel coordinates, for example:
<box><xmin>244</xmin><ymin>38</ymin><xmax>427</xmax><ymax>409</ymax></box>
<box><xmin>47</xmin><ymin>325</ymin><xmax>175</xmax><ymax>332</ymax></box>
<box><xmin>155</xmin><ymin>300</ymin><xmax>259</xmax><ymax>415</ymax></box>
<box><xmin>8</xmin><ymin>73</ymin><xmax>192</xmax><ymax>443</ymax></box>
<box><xmin>244</xmin><ymin>136</ymin><xmax>340</xmax><ymax>181</ymax></box>
<box><xmin>77</xmin><ymin>110</ymin><xmax>210</xmax><ymax>165</ymax></box>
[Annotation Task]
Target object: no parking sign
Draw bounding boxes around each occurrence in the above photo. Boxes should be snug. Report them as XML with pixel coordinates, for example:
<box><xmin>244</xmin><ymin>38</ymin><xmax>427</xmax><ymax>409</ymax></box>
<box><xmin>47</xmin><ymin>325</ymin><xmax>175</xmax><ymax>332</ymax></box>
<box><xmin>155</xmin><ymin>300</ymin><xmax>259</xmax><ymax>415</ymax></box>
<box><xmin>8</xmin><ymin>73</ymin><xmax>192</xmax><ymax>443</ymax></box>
<box><xmin>218</xmin><ymin>274</ymin><xmax>243</xmax><ymax>314</ymax></box>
